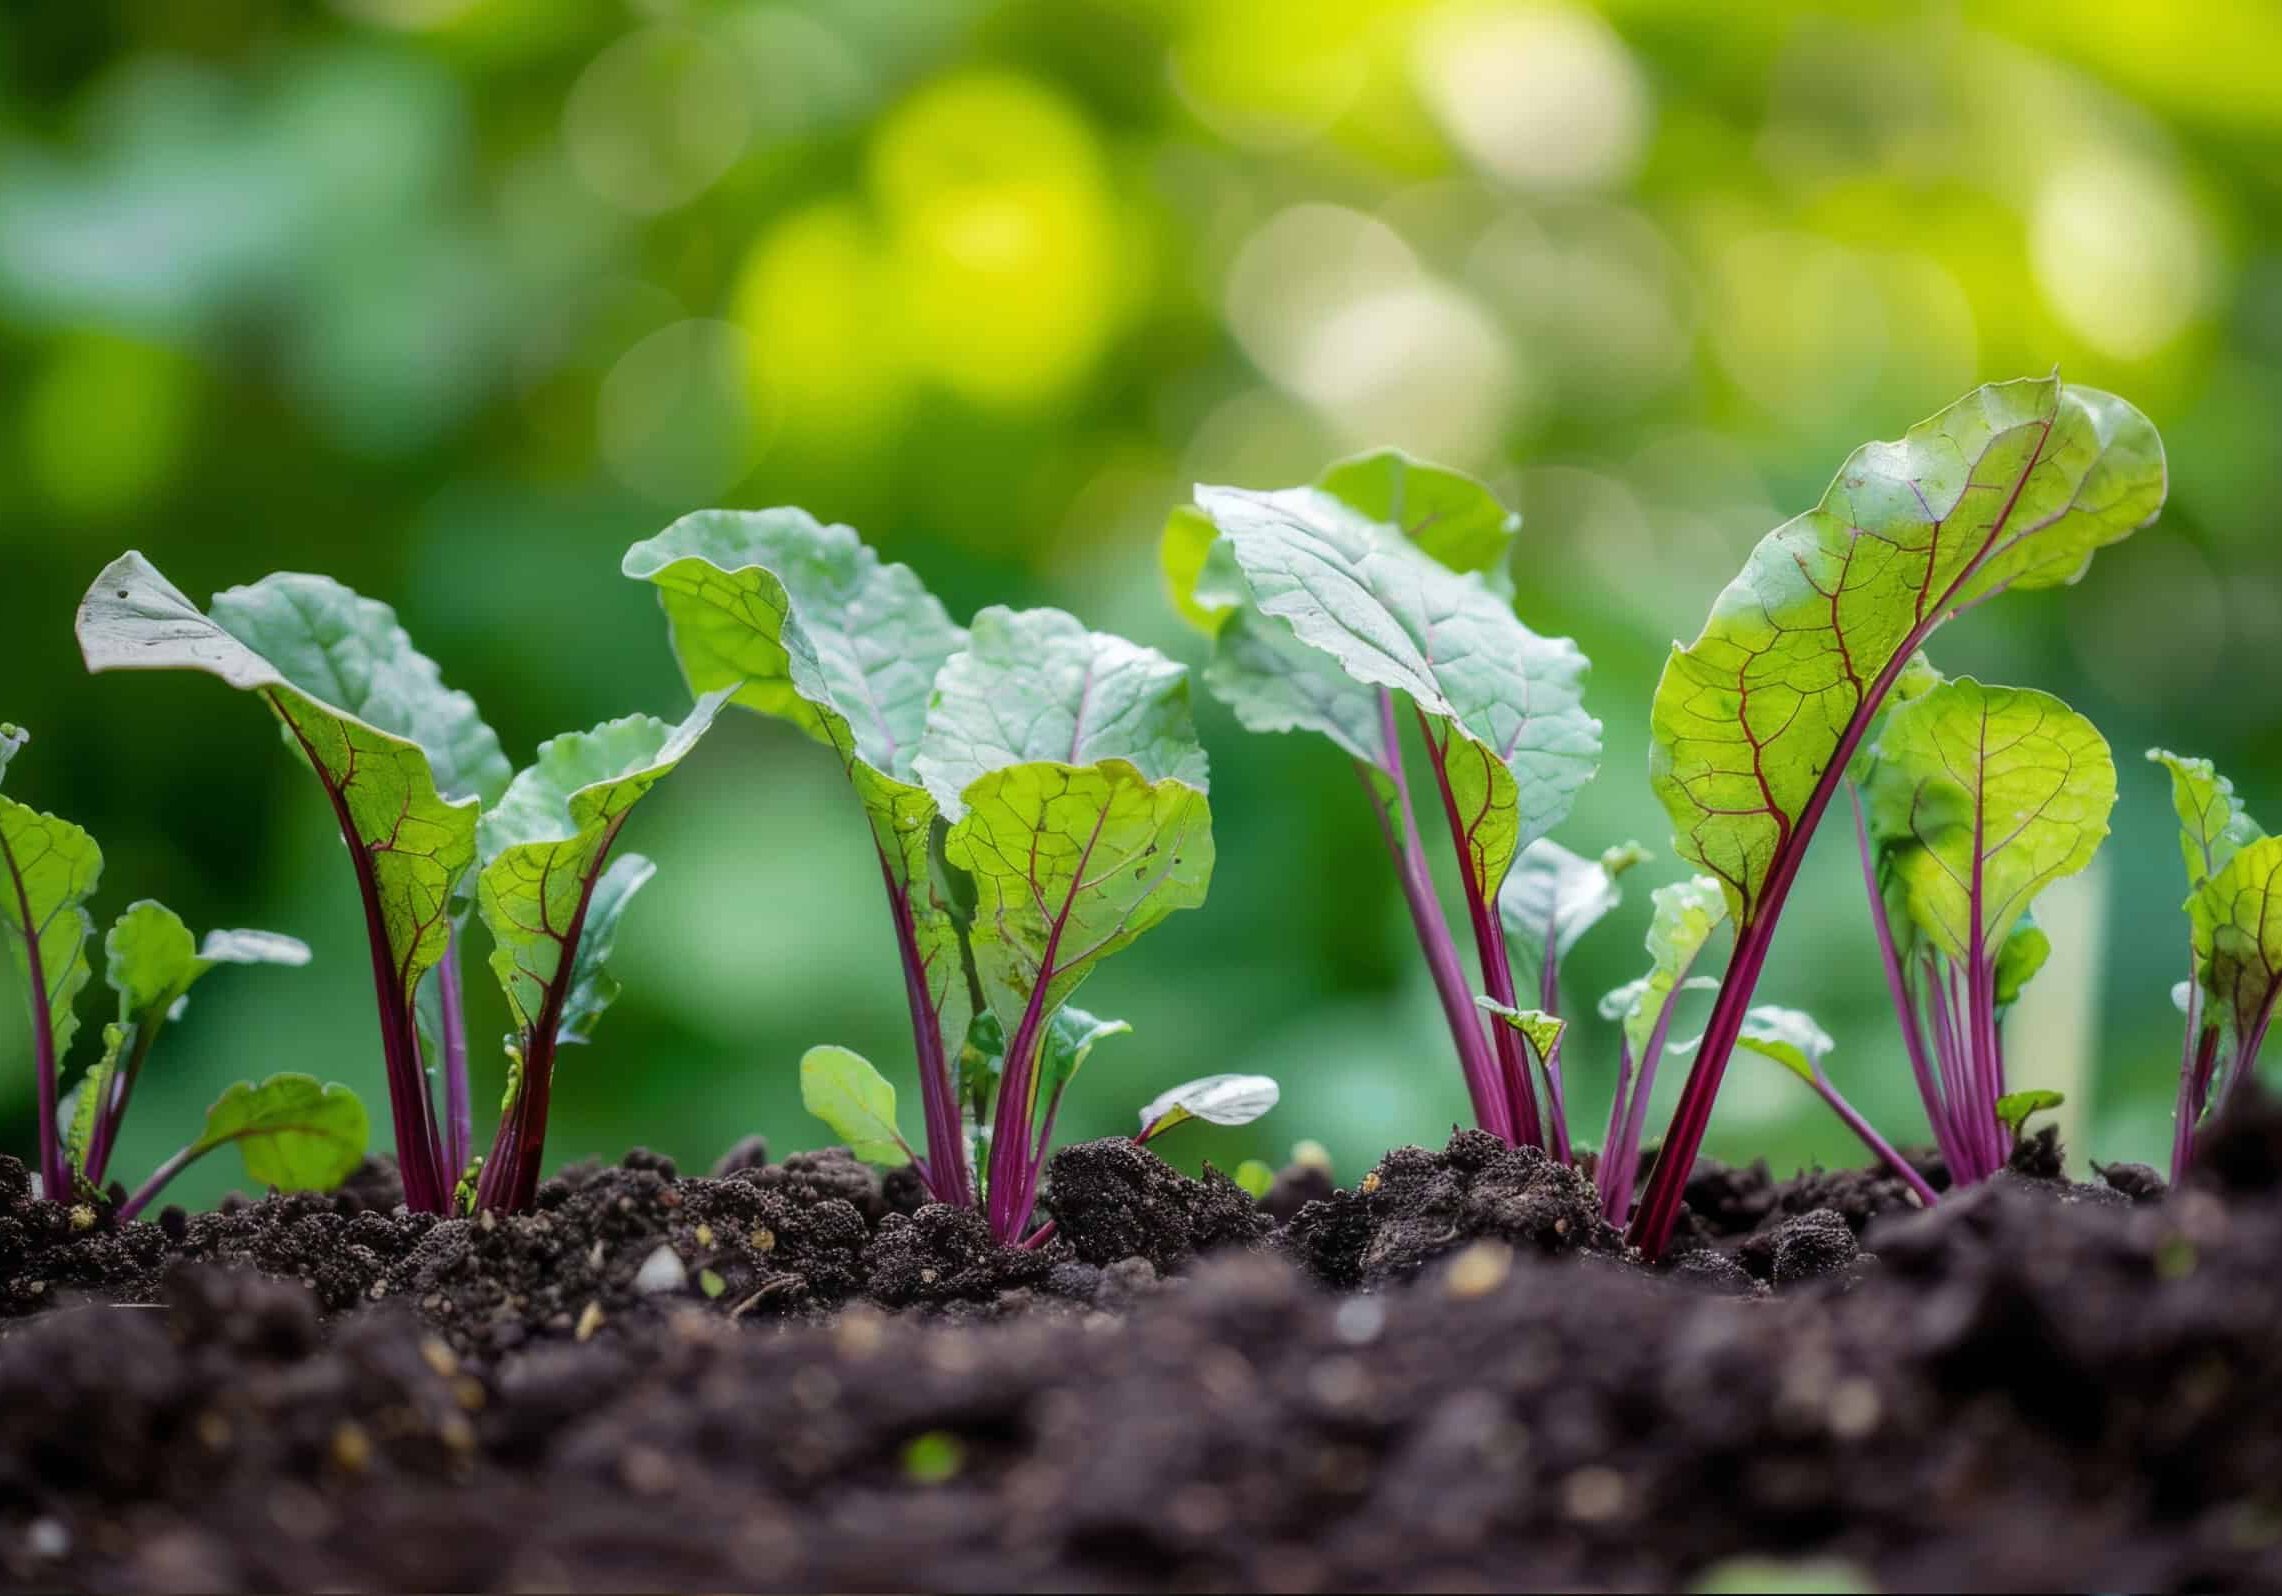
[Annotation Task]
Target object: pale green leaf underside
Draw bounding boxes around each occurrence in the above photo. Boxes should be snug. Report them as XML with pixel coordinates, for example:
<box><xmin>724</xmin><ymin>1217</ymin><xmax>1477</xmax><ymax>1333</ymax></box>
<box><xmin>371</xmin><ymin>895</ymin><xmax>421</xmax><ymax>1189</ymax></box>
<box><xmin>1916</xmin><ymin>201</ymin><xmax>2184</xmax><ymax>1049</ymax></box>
<box><xmin>1137</xmin><ymin>1072</ymin><xmax>1280</xmax><ymax>1138</ymax></box>
<box><xmin>1865</xmin><ymin>678</ymin><xmax>2115</xmax><ymax>964</ymax></box>
<box><xmin>478</xmin><ymin>691</ymin><xmax>728</xmax><ymax>1036</ymax></box>
<box><xmin>2149</xmin><ymin>748</ymin><xmax>2262</xmax><ymax>893</ymax></box>
<box><xmin>1651</xmin><ymin>378</ymin><xmax>2164</xmax><ymax>923</ymax></box>
<box><xmin>916</xmin><ymin>606</ymin><xmax>1209</xmax><ymax>819</ymax></box>
<box><xmin>1315</xmin><ymin>449</ymin><xmax>1520</xmax><ymax>590</ymax></box>
<box><xmin>78</xmin><ymin>554</ymin><xmax>480</xmax><ymax>1007</ymax></box>
<box><xmin>0</xmin><ymin>725</ymin><xmax>25</xmax><ymax>787</ymax></box>
<box><xmin>946</xmin><ymin>760</ymin><xmax>1213</xmax><ymax>1040</ymax></box>
<box><xmin>801</xmin><ymin>1044</ymin><xmax>910</xmax><ymax>1166</ymax></box>
<box><xmin>1731</xmin><ymin>1005</ymin><xmax>1834</xmax><ymax>1085</ymax></box>
<box><xmin>0</xmin><ymin>793</ymin><xmax>100</xmax><ymax>1067</ymax></box>
<box><xmin>1499</xmin><ymin>838</ymin><xmax>1649</xmax><ymax>966</ymax></box>
<box><xmin>1190</xmin><ymin>482</ymin><xmax>1598</xmax><ymax>874</ymax></box>
<box><xmin>560</xmin><ymin>854</ymin><xmax>653</xmax><ymax>1046</ymax></box>
<box><xmin>2191</xmin><ymin>834</ymin><xmax>2282</xmax><ymax>1045</ymax></box>
<box><xmin>199</xmin><ymin>1074</ymin><xmax>369</xmax><ymax>1192</ymax></box>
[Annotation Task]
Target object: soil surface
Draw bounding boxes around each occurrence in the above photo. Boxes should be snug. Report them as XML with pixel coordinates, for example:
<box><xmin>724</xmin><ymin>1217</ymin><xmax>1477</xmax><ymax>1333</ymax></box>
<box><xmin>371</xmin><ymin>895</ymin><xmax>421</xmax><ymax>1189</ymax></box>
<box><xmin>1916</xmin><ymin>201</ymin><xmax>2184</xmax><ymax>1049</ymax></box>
<box><xmin>0</xmin><ymin>1101</ymin><xmax>2275</xmax><ymax>1593</ymax></box>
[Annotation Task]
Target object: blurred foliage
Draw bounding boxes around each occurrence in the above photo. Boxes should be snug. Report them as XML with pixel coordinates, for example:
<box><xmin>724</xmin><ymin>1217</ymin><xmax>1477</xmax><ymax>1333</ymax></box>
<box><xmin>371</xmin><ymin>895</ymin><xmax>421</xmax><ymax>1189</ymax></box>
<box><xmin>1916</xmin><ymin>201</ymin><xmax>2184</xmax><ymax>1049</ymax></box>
<box><xmin>3</xmin><ymin>0</ymin><xmax>2278</xmax><ymax>1205</ymax></box>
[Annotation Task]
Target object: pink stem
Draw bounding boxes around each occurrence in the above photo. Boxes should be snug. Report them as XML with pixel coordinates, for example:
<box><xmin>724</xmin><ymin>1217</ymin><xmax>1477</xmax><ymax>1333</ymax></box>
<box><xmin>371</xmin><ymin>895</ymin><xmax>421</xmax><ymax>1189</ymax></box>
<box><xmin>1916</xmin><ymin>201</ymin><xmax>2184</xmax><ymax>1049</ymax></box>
<box><xmin>878</xmin><ymin>848</ymin><xmax>971</xmax><ymax>1209</ymax></box>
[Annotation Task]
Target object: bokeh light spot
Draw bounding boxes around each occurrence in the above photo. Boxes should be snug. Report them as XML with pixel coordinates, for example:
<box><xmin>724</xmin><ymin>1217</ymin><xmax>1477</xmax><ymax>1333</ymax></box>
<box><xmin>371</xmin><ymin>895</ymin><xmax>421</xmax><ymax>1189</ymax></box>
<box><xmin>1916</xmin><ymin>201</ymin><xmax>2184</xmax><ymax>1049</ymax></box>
<box><xmin>563</xmin><ymin>25</ymin><xmax>751</xmax><ymax>215</ymax></box>
<box><xmin>597</xmin><ymin>318</ymin><xmax>765</xmax><ymax>505</ymax></box>
<box><xmin>2031</xmin><ymin>155</ymin><xmax>2213</xmax><ymax>361</ymax></box>
<box><xmin>1417</xmin><ymin>3</ymin><xmax>1651</xmax><ymax>192</ymax></box>
<box><xmin>22</xmin><ymin>331</ymin><xmax>197</xmax><ymax>520</ymax></box>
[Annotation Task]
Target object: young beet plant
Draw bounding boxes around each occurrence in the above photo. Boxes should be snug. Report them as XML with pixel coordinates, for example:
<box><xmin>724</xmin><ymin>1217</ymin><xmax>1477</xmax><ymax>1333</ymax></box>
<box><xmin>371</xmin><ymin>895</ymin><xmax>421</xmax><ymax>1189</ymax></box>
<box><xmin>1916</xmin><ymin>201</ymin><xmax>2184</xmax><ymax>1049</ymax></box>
<box><xmin>1625</xmin><ymin>375</ymin><xmax>2166</xmax><ymax>1257</ymax></box>
<box><xmin>1166</xmin><ymin>453</ymin><xmax>1601</xmax><ymax>1151</ymax></box>
<box><xmin>76</xmin><ymin>556</ymin><xmax>719</xmax><ymax>1214</ymax></box>
<box><xmin>625</xmin><ymin>513</ymin><xmax>1265</xmax><ymax>1245</ymax></box>
<box><xmin>0</xmin><ymin>726</ymin><xmax>366</xmax><ymax>1212</ymax></box>
<box><xmin>1852</xmin><ymin>671</ymin><xmax>2114</xmax><ymax>1186</ymax></box>
<box><xmin>2155</xmin><ymin>750</ymin><xmax>2282</xmax><ymax>1177</ymax></box>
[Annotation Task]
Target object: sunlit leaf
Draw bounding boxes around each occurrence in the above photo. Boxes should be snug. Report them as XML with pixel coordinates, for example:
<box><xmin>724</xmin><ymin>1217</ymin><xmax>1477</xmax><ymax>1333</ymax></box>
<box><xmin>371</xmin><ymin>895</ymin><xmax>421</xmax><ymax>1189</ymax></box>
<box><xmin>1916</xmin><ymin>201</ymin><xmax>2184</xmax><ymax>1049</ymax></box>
<box><xmin>197</xmin><ymin>1074</ymin><xmax>368</xmax><ymax>1192</ymax></box>
<box><xmin>1136</xmin><ymin>1072</ymin><xmax>1280</xmax><ymax>1140</ymax></box>
<box><xmin>800</xmin><ymin>1044</ymin><xmax>910</xmax><ymax>1166</ymax></box>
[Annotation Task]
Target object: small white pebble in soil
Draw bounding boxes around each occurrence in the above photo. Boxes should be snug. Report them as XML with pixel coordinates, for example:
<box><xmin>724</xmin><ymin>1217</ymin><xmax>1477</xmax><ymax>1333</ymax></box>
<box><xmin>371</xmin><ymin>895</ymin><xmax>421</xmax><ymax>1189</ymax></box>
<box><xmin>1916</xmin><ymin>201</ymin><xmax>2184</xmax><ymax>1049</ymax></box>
<box><xmin>1443</xmin><ymin>1241</ymin><xmax>1512</xmax><ymax>1300</ymax></box>
<box><xmin>27</xmin><ymin>1517</ymin><xmax>69</xmax><ymax>1560</ymax></box>
<box><xmin>619</xmin><ymin>1445</ymin><xmax>677</xmax><ymax>1497</ymax></box>
<box><xmin>633</xmin><ymin>1245</ymin><xmax>688</xmax><ymax>1296</ymax></box>
<box><xmin>575</xmin><ymin>1301</ymin><xmax>606</xmax><ymax>1342</ymax></box>
<box><xmin>68</xmin><ymin>1205</ymin><xmax>95</xmax><ymax>1233</ymax></box>
<box><xmin>1333</xmin><ymin>1297</ymin><xmax>1386</xmax><ymax>1346</ymax></box>
<box><xmin>1828</xmin><ymin>1377</ymin><xmax>1883</xmax><ymax>1440</ymax></box>
<box><xmin>1562</xmin><ymin>1466</ymin><xmax>1629</xmax><ymax>1524</ymax></box>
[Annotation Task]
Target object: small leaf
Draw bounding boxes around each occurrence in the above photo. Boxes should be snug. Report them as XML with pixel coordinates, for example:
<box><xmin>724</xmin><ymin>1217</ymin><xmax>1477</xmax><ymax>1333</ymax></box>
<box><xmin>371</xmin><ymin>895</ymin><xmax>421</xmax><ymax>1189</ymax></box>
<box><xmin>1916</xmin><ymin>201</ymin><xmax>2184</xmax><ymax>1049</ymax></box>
<box><xmin>800</xmin><ymin>1045</ymin><xmax>911</xmax><ymax>1167</ymax></box>
<box><xmin>478</xmin><ymin>693</ymin><xmax>729</xmax><ymax>1044</ymax></box>
<box><xmin>2189</xmin><ymin>835</ymin><xmax>2282</xmax><ymax>1049</ymax></box>
<box><xmin>1232</xmin><ymin>1159</ymin><xmax>1276</xmax><ymax>1199</ymax></box>
<box><xmin>902</xmin><ymin>1431</ymin><xmax>965</xmax><ymax>1485</ymax></box>
<box><xmin>1498</xmin><ymin>839</ymin><xmax>1649</xmax><ymax>968</ymax></box>
<box><xmin>1607</xmin><ymin>878</ymin><xmax>1729</xmax><ymax>1058</ymax></box>
<box><xmin>1476</xmin><ymin>999</ymin><xmax>1566</xmax><ymax>1062</ymax></box>
<box><xmin>0</xmin><ymin>723</ymin><xmax>25</xmax><ymax>787</ymax></box>
<box><xmin>0</xmin><ymin>784</ymin><xmax>101</xmax><ymax>1072</ymax></box>
<box><xmin>2149</xmin><ymin>749</ymin><xmax>2262</xmax><ymax>892</ymax></box>
<box><xmin>64</xmin><ymin>1023</ymin><xmax>127</xmax><ymax>1173</ymax></box>
<box><xmin>1866</xmin><ymin>678</ymin><xmax>2116</xmax><ymax>965</ymax></box>
<box><xmin>1992</xmin><ymin>912</ymin><xmax>2051</xmax><ymax>1009</ymax></box>
<box><xmin>1136</xmin><ymin>1073</ymin><xmax>1281</xmax><ymax>1141</ymax></box>
<box><xmin>1994</xmin><ymin>1088</ymin><xmax>2065</xmax><ymax>1140</ymax></box>
<box><xmin>196</xmin><ymin>1075</ymin><xmax>369</xmax><ymax>1192</ymax></box>
<box><xmin>1731</xmin><ymin>1005</ymin><xmax>1835</xmax><ymax>1085</ymax></box>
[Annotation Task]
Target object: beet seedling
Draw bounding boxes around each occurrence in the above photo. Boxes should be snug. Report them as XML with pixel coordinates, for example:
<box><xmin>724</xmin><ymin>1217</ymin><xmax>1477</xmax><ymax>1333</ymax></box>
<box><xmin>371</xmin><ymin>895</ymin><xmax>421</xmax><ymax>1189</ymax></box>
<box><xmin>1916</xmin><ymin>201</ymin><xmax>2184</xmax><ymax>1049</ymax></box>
<box><xmin>1167</xmin><ymin>452</ymin><xmax>1601</xmax><ymax>1151</ymax></box>
<box><xmin>1851</xmin><ymin>671</ymin><xmax>2114</xmax><ymax>1186</ymax></box>
<box><xmin>1</xmin><ymin>725</ymin><xmax>364</xmax><ymax>1213</ymax></box>
<box><xmin>76</xmin><ymin>556</ymin><xmax>715</xmax><ymax>1214</ymax></box>
<box><xmin>629</xmin><ymin>513</ymin><xmax>1254</xmax><ymax>1243</ymax></box>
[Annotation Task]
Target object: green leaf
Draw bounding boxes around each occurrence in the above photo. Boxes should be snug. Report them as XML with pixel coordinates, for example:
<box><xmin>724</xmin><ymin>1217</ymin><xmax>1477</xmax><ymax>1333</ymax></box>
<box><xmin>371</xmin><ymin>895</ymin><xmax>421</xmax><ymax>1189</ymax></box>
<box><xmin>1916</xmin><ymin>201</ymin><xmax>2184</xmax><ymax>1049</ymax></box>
<box><xmin>1994</xmin><ymin>1088</ymin><xmax>2064</xmax><ymax>1140</ymax></box>
<box><xmin>963</xmin><ymin>1004</ymin><xmax>1136</xmax><ymax>1104</ymax></box>
<box><xmin>63</xmin><ymin>1023</ymin><xmax>127</xmax><ymax>1173</ymax></box>
<box><xmin>1136</xmin><ymin>1073</ymin><xmax>1281</xmax><ymax>1141</ymax></box>
<box><xmin>1232</xmin><ymin>1159</ymin><xmax>1276</xmax><ymax>1199</ymax></box>
<box><xmin>0</xmin><ymin>786</ymin><xmax>101</xmax><ymax>1072</ymax></box>
<box><xmin>478</xmin><ymin>693</ymin><xmax>729</xmax><ymax>1044</ymax></box>
<box><xmin>558</xmin><ymin>855</ymin><xmax>654</xmax><ymax>1046</ymax></box>
<box><xmin>1607</xmin><ymin>877</ymin><xmax>1729</xmax><ymax>1057</ymax></box>
<box><xmin>1993</xmin><ymin>912</ymin><xmax>2051</xmax><ymax>1009</ymax></box>
<box><xmin>1865</xmin><ymin>678</ymin><xmax>2115</xmax><ymax>965</ymax></box>
<box><xmin>2148</xmin><ymin>749</ymin><xmax>2262</xmax><ymax>892</ymax></box>
<box><xmin>945</xmin><ymin>760</ymin><xmax>1214</xmax><ymax>1043</ymax></box>
<box><xmin>77</xmin><ymin>554</ymin><xmax>488</xmax><ymax>1023</ymax></box>
<box><xmin>1730</xmin><ymin>1005</ymin><xmax>1835</xmax><ymax>1085</ymax></box>
<box><xmin>0</xmin><ymin>723</ymin><xmax>25</xmax><ymax>788</ymax></box>
<box><xmin>1189</xmin><ymin>479</ymin><xmax>1599</xmax><ymax>884</ymax></box>
<box><xmin>1476</xmin><ymin>999</ymin><xmax>1567</xmax><ymax>1063</ymax></box>
<box><xmin>2190</xmin><ymin>835</ymin><xmax>2282</xmax><ymax>1048</ymax></box>
<box><xmin>1652</xmin><ymin>378</ymin><xmax>2164</xmax><ymax>925</ymax></box>
<box><xmin>1313</xmin><ymin>448</ymin><xmax>1520</xmax><ymax>593</ymax></box>
<box><xmin>1498</xmin><ymin>839</ymin><xmax>1650</xmax><ymax>968</ymax></box>
<box><xmin>196</xmin><ymin>1074</ymin><xmax>369</xmax><ymax>1192</ymax></box>
<box><xmin>914</xmin><ymin>607</ymin><xmax>1209</xmax><ymax>813</ymax></box>
<box><xmin>622</xmin><ymin>509</ymin><xmax>975</xmax><ymax>1088</ymax></box>
<box><xmin>800</xmin><ymin>1044</ymin><xmax>911</xmax><ymax>1166</ymax></box>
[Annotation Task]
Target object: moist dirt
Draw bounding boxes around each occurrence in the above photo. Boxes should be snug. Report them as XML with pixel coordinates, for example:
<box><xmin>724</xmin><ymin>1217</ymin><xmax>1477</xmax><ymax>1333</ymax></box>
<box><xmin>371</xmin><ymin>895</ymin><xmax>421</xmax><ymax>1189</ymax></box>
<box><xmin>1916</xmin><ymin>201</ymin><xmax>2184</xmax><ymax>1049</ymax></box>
<box><xmin>1</xmin><ymin>1102</ymin><xmax>2276</xmax><ymax>1593</ymax></box>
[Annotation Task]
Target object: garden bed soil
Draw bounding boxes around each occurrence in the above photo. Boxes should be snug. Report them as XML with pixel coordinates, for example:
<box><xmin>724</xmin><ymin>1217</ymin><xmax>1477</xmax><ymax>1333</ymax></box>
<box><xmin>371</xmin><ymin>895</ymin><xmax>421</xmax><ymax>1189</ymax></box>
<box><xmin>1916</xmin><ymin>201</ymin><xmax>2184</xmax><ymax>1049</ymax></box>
<box><xmin>2</xmin><ymin>1102</ymin><xmax>2278</xmax><ymax>1593</ymax></box>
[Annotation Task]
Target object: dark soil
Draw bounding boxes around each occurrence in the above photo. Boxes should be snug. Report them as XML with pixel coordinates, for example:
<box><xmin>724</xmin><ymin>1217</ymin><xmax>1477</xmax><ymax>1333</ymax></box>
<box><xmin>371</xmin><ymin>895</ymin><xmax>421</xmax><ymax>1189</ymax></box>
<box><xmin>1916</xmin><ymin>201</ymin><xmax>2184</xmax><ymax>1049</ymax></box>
<box><xmin>0</xmin><ymin>1101</ymin><xmax>2273</xmax><ymax>1593</ymax></box>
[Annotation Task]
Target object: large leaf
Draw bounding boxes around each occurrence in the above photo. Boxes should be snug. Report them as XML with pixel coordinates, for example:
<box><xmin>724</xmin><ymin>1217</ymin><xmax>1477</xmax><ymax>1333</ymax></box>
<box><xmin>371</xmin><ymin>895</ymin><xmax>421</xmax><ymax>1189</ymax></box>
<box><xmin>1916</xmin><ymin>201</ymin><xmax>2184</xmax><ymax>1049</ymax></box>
<box><xmin>77</xmin><ymin>554</ymin><xmax>489</xmax><ymax>1051</ymax></box>
<box><xmin>0</xmin><ymin>792</ymin><xmax>100</xmax><ymax>1072</ymax></box>
<box><xmin>1189</xmin><ymin>479</ymin><xmax>1599</xmax><ymax>880</ymax></box>
<box><xmin>195</xmin><ymin>1074</ymin><xmax>368</xmax><ymax>1192</ymax></box>
<box><xmin>801</xmin><ymin>1045</ymin><xmax>912</xmax><ymax>1167</ymax></box>
<box><xmin>946</xmin><ymin>760</ymin><xmax>1214</xmax><ymax>1036</ymax></box>
<box><xmin>2190</xmin><ymin>835</ymin><xmax>2282</xmax><ymax>1049</ymax></box>
<box><xmin>1607</xmin><ymin>877</ymin><xmax>1729</xmax><ymax>1057</ymax></box>
<box><xmin>1499</xmin><ymin>839</ymin><xmax>1650</xmax><ymax>968</ymax></box>
<box><xmin>2148</xmin><ymin>749</ymin><xmax>2262</xmax><ymax>893</ymax></box>
<box><xmin>478</xmin><ymin>693</ymin><xmax>729</xmax><ymax>1044</ymax></box>
<box><xmin>914</xmin><ymin>607</ymin><xmax>1209</xmax><ymax>815</ymax></box>
<box><xmin>1652</xmin><ymin>378</ymin><xmax>2164</xmax><ymax>926</ymax></box>
<box><xmin>622</xmin><ymin>509</ymin><xmax>972</xmax><ymax>1070</ymax></box>
<box><xmin>1864</xmin><ymin>678</ymin><xmax>2115</xmax><ymax>966</ymax></box>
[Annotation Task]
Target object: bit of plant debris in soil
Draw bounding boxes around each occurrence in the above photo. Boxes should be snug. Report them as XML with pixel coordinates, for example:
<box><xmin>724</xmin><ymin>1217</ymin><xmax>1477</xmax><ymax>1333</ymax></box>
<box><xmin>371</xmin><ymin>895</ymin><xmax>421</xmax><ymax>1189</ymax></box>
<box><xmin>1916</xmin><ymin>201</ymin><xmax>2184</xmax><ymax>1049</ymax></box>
<box><xmin>4</xmin><ymin>1099</ymin><xmax>2281</xmax><ymax>1592</ymax></box>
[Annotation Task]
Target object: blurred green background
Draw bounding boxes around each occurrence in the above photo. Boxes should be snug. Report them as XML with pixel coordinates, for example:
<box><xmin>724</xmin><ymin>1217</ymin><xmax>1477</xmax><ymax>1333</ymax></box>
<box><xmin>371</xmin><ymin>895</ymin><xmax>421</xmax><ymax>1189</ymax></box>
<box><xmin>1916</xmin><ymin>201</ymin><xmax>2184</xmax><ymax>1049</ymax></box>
<box><xmin>3</xmin><ymin>0</ymin><xmax>2277</xmax><ymax>1207</ymax></box>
